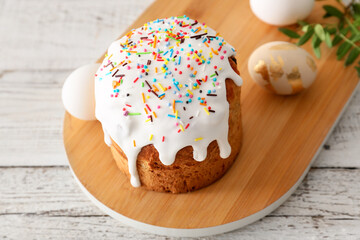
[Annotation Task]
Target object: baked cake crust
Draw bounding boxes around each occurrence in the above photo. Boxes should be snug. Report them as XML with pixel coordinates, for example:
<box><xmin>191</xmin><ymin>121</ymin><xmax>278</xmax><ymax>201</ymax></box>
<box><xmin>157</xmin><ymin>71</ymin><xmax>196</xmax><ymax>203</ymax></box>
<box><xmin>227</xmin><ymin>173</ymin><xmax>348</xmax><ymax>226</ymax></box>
<box><xmin>110</xmin><ymin>57</ymin><xmax>242</xmax><ymax>193</ymax></box>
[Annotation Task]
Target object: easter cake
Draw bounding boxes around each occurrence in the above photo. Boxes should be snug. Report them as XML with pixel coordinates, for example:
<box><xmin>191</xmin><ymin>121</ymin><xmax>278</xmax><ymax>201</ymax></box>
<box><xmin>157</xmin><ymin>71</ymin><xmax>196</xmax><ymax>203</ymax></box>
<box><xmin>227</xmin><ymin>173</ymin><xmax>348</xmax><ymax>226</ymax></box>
<box><xmin>95</xmin><ymin>16</ymin><xmax>243</xmax><ymax>193</ymax></box>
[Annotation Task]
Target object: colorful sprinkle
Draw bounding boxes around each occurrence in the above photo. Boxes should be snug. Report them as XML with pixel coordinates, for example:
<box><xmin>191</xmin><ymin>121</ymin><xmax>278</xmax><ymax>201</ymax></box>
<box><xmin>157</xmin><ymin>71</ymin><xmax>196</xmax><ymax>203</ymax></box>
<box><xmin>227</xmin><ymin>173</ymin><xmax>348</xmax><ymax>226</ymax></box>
<box><xmin>142</xmin><ymin>93</ymin><xmax>146</xmax><ymax>103</ymax></box>
<box><xmin>204</xmin><ymin>107</ymin><xmax>210</xmax><ymax>115</ymax></box>
<box><xmin>168</xmin><ymin>114</ymin><xmax>180</xmax><ymax>119</ymax></box>
<box><xmin>96</xmin><ymin>16</ymin><xmax>242</xmax><ymax>155</ymax></box>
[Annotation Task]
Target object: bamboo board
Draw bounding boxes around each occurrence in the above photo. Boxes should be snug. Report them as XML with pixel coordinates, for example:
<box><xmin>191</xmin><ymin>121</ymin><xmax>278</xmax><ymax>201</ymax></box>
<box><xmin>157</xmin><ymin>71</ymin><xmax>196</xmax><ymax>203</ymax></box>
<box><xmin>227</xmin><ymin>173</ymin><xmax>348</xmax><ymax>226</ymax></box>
<box><xmin>63</xmin><ymin>0</ymin><xmax>359</xmax><ymax>236</ymax></box>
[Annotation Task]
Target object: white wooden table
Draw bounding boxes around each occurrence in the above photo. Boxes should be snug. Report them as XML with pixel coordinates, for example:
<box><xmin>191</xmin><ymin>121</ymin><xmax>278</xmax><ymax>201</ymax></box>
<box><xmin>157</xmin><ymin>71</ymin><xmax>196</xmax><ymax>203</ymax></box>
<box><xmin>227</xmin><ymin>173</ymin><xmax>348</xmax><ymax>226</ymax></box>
<box><xmin>1</xmin><ymin>0</ymin><xmax>359</xmax><ymax>239</ymax></box>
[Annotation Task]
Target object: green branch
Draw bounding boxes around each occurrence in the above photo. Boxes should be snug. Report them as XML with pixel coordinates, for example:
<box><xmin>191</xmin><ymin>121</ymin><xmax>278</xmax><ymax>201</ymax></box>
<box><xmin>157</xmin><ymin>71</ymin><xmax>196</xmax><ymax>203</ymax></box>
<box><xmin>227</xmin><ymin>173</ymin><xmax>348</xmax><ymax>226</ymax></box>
<box><xmin>278</xmin><ymin>0</ymin><xmax>360</xmax><ymax>76</ymax></box>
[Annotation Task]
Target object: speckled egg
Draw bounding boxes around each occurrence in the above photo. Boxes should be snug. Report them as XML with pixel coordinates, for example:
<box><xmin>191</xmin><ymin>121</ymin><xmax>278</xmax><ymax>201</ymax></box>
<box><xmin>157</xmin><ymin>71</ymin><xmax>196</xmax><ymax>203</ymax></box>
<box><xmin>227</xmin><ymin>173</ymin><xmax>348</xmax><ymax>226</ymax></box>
<box><xmin>248</xmin><ymin>41</ymin><xmax>317</xmax><ymax>95</ymax></box>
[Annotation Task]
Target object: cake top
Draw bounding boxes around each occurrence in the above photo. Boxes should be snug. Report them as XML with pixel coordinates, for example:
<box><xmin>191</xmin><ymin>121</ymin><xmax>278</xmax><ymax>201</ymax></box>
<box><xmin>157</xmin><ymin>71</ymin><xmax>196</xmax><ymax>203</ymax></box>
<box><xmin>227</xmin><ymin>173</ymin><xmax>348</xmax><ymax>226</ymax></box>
<box><xmin>95</xmin><ymin>16</ymin><xmax>242</xmax><ymax>187</ymax></box>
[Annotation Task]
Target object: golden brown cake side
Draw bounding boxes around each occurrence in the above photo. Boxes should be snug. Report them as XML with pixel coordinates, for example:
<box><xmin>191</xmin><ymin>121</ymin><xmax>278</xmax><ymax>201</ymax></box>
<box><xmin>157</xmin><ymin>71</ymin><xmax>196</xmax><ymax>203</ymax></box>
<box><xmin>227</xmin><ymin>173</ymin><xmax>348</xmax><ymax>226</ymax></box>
<box><xmin>110</xmin><ymin>57</ymin><xmax>242</xmax><ymax>193</ymax></box>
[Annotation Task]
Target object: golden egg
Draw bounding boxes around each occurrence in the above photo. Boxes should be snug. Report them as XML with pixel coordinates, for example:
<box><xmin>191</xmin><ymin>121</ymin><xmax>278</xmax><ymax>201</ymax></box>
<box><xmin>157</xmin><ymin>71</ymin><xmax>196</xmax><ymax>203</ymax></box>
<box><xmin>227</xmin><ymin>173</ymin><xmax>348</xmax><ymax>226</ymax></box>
<box><xmin>248</xmin><ymin>41</ymin><xmax>317</xmax><ymax>95</ymax></box>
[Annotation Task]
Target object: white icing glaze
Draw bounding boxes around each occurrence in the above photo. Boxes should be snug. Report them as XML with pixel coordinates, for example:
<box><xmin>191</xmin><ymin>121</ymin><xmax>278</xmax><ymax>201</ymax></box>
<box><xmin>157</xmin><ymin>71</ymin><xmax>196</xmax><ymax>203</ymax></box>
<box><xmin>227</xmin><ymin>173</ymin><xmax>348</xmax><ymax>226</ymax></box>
<box><xmin>95</xmin><ymin>16</ymin><xmax>242</xmax><ymax>187</ymax></box>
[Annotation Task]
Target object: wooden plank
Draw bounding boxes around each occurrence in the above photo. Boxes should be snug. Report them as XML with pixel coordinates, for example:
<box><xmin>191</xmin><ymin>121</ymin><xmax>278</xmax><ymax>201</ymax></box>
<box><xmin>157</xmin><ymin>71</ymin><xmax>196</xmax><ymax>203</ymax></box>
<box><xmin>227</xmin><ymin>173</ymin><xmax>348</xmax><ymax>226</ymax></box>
<box><xmin>0</xmin><ymin>0</ymin><xmax>154</xmax><ymax>72</ymax></box>
<box><xmin>2</xmin><ymin>215</ymin><xmax>360</xmax><ymax>240</ymax></box>
<box><xmin>315</xmin><ymin>87</ymin><xmax>360</xmax><ymax>168</ymax></box>
<box><xmin>1</xmin><ymin>167</ymin><xmax>359</xmax><ymax>239</ymax></box>
<box><xmin>0</xmin><ymin>71</ymin><xmax>68</xmax><ymax>165</ymax></box>
<box><xmin>0</xmin><ymin>167</ymin><xmax>358</xmax><ymax>217</ymax></box>
<box><xmin>64</xmin><ymin>0</ymin><xmax>360</xmax><ymax>229</ymax></box>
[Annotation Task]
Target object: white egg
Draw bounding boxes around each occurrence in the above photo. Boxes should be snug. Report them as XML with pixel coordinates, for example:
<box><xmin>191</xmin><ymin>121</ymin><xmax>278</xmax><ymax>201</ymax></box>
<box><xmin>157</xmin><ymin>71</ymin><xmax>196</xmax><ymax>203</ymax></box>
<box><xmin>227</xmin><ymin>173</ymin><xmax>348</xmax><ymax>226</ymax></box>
<box><xmin>248</xmin><ymin>41</ymin><xmax>317</xmax><ymax>95</ymax></box>
<box><xmin>62</xmin><ymin>63</ymin><xmax>100</xmax><ymax>120</ymax></box>
<box><xmin>250</xmin><ymin>0</ymin><xmax>314</xmax><ymax>26</ymax></box>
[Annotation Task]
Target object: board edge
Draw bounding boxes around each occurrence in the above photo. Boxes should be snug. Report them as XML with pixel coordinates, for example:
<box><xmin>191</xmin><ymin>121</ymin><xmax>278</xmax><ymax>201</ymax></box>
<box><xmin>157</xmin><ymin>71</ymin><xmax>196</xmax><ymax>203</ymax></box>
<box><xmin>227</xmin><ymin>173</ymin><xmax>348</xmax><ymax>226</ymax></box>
<box><xmin>64</xmin><ymin>82</ymin><xmax>359</xmax><ymax>237</ymax></box>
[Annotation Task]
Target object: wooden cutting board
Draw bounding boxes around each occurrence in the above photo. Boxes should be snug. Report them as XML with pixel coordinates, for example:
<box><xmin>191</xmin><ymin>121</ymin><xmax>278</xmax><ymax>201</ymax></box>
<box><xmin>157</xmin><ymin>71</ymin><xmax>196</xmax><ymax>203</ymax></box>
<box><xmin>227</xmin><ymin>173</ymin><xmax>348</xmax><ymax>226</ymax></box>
<box><xmin>63</xmin><ymin>0</ymin><xmax>359</xmax><ymax>237</ymax></box>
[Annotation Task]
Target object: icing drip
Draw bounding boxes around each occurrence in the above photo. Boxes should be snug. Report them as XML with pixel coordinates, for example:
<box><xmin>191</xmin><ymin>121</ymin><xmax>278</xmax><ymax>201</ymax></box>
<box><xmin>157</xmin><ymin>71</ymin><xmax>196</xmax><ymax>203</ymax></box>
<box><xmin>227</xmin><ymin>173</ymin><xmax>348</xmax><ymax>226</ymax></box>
<box><xmin>101</xmin><ymin>124</ymin><xmax>112</xmax><ymax>146</ymax></box>
<box><xmin>95</xmin><ymin>16</ymin><xmax>242</xmax><ymax>187</ymax></box>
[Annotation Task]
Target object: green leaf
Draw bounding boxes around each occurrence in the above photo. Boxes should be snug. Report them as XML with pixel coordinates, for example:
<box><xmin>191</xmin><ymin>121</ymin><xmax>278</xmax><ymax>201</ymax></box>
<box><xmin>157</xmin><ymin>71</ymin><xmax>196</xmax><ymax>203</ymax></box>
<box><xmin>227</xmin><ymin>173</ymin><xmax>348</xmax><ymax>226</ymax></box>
<box><xmin>354</xmin><ymin>14</ymin><xmax>360</xmax><ymax>22</ymax></box>
<box><xmin>315</xmin><ymin>24</ymin><xmax>326</xmax><ymax>41</ymax></box>
<box><xmin>312</xmin><ymin>35</ymin><xmax>322</xmax><ymax>58</ymax></box>
<box><xmin>278</xmin><ymin>28</ymin><xmax>301</xmax><ymax>38</ymax></box>
<box><xmin>339</xmin><ymin>21</ymin><xmax>345</xmax><ymax>30</ymax></box>
<box><xmin>312</xmin><ymin>35</ymin><xmax>322</xmax><ymax>48</ymax></box>
<box><xmin>297</xmin><ymin>20</ymin><xmax>308</xmax><ymax>26</ymax></box>
<box><xmin>351</xmin><ymin>3</ymin><xmax>360</xmax><ymax>20</ymax></box>
<box><xmin>332</xmin><ymin>28</ymin><xmax>349</xmax><ymax>46</ymax></box>
<box><xmin>345</xmin><ymin>48</ymin><xmax>360</xmax><ymax>66</ymax></box>
<box><xmin>297</xmin><ymin>27</ymin><xmax>314</xmax><ymax>46</ymax></box>
<box><xmin>355</xmin><ymin>65</ymin><xmax>360</xmax><ymax>77</ymax></box>
<box><xmin>326</xmin><ymin>27</ymin><xmax>337</xmax><ymax>34</ymax></box>
<box><xmin>302</xmin><ymin>25</ymin><xmax>310</xmax><ymax>32</ymax></box>
<box><xmin>313</xmin><ymin>46</ymin><xmax>321</xmax><ymax>59</ymax></box>
<box><xmin>323</xmin><ymin>5</ymin><xmax>344</xmax><ymax>19</ymax></box>
<box><xmin>339</xmin><ymin>19</ymin><xmax>346</xmax><ymax>30</ymax></box>
<box><xmin>352</xmin><ymin>3</ymin><xmax>360</xmax><ymax>15</ymax></box>
<box><xmin>340</xmin><ymin>27</ymin><xmax>349</xmax><ymax>35</ymax></box>
<box><xmin>353</xmin><ymin>18</ymin><xmax>360</xmax><ymax>27</ymax></box>
<box><xmin>345</xmin><ymin>17</ymin><xmax>360</xmax><ymax>34</ymax></box>
<box><xmin>332</xmin><ymin>35</ymin><xmax>342</xmax><ymax>46</ymax></box>
<box><xmin>325</xmin><ymin>32</ymin><xmax>333</xmax><ymax>47</ymax></box>
<box><xmin>351</xmin><ymin>34</ymin><xmax>360</xmax><ymax>42</ymax></box>
<box><xmin>323</xmin><ymin>13</ymin><xmax>332</xmax><ymax>18</ymax></box>
<box><xmin>336</xmin><ymin>42</ymin><xmax>352</xmax><ymax>60</ymax></box>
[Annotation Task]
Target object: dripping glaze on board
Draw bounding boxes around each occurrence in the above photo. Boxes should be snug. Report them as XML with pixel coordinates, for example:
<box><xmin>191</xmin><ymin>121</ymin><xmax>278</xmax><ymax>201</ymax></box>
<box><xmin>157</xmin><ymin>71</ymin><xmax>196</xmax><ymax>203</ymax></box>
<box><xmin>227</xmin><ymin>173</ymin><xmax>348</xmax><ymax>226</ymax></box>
<box><xmin>94</xmin><ymin>16</ymin><xmax>242</xmax><ymax>187</ymax></box>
